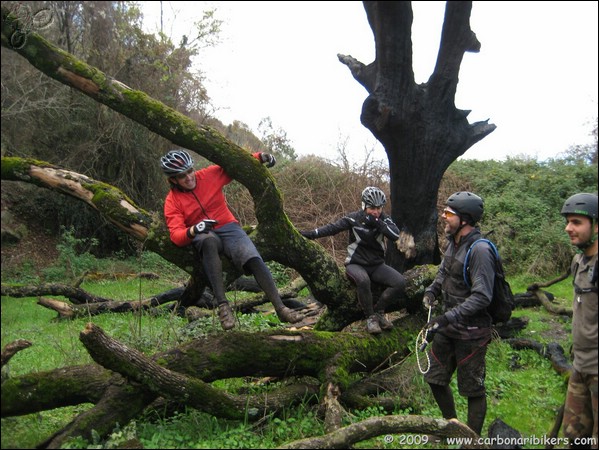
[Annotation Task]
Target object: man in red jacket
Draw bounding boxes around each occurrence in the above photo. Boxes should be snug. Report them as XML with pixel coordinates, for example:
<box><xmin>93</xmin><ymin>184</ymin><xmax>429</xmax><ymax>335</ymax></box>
<box><xmin>161</xmin><ymin>149</ymin><xmax>303</xmax><ymax>330</ymax></box>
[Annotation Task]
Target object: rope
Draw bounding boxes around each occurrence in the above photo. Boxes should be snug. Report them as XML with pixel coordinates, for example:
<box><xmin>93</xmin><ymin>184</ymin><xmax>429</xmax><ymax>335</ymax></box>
<box><xmin>416</xmin><ymin>305</ymin><xmax>433</xmax><ymax>374</ymax></box>
<box><xmin>491</xmin><ymin>326</ymin><xmax>502</xmax><ymax>341</ymax></box>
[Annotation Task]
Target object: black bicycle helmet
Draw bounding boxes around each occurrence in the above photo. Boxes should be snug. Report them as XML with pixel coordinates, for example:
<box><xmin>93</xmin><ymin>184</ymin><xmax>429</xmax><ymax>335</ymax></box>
<box><xmin>446</xmin><ymin>191</ymin><xmax>484</xmax><ymax>224</ymax></box>
<box><xmin>560</xmin><ymin>193</ymin><xmax>598</xmax><ymax>219</ymax></box>
<box><xmin>160</xmin><ymin>149</ymin><xmax>194</xmax><ymax>176</ymax></box>
<box><xmin>361</xmin><ymin>186</ymin><xmax>387</xmax><ymax>210</ymax></box>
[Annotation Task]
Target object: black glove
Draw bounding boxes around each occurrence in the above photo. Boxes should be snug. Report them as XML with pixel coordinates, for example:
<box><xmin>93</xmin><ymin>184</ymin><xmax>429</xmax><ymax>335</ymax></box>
<box><xmin>259</xmin><ymin>153</ymin><xmax>276</xmax><ymax>168</ymax></box>
<box><xmin>364</xmin><ymin>214</ymin><xmax>379</xmax><ymax>229</ymax></box>
<box><xmin>419</xmin><ymin>328</ymin><xmax>436</xmax><ymax>351</ymax></box>
<box><xmin>300</xmin><ymin>230</ymin><xmax>317</xmax><ymax>240</ymax></box>
<box><xmin>425</xmin><ymin>314</ymin><xmax>449</xmax><ymax>331</ymax></box>
<box><xmin>527</xmin><ymin>283</ymin><xmax>540</xmax><ymax>291</ymax></box>
<box><xmin>422</xmin><ymin>292</ymin><xmax>437</xmax><ymax>308</ymax></box>
<box><xmin>194</xmin><ymin>219</ymin><xmax>218</xmax><ymax>234</ymax></box>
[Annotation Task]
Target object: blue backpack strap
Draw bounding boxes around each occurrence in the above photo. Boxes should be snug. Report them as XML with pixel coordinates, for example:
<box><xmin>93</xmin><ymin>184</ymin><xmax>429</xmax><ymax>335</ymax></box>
<box><xmin>463</xmin><ymin>238</ymin><xmax>499</xmax><ymax>288</ymax></box>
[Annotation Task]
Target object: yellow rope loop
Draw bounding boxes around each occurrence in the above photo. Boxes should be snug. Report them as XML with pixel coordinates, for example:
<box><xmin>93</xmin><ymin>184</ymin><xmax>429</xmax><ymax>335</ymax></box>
<box><xmin>416</xmin><ymin>328</ymin><xmax>431</xmax><ymax>374</ymax></box>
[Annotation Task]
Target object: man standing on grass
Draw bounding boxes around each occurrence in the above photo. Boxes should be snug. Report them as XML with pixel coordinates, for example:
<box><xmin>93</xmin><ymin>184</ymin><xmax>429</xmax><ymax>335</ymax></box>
<box><xmin>421</xmin><ymin>191</ymin><xmax>494</xmax><ymax>436</ymax></box>
<box><xmin>560</xmin><ymin>193</ymin><xmax>598</xmax><ymax>450</ymax></box>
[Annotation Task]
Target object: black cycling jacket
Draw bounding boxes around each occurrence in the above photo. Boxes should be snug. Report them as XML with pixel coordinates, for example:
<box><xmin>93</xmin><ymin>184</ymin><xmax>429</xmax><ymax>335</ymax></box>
<box><xmin>425</xmin><ymin>228</ymin><xmax>494</xmax><ymax>333</ymax></box>
<box><xmin>310</xmin><ymin>210</ymin><xmax>400</xmax><ymax>266</ymax></box>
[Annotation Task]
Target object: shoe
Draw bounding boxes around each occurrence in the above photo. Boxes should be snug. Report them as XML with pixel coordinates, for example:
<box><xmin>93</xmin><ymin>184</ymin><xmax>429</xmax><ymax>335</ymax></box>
<box><xmin>377</xmin><ymin>312</ymin><xmax>394</xmax><ymax>330</ymax></box>
<box><xmin>218</xmin><ymin>303</ymin><xmax>235</xmax><ymax>330</ymax></box>
<box><xmin>366</xmin><ymin>314</ymin><xmax>382</xmax><ymax>334</ymax></box>
<box><xmin>276</xmin><ymin>306</ymin><xmax>303</xmax><ymax>324</ymax></box>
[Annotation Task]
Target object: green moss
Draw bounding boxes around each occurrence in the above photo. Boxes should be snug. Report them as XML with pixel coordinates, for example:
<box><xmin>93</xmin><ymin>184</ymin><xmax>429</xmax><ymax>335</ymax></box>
<box><xmin>1</xmin><ymin>156</ymin><xmax>55</xmax><ymax>182</ymax></box>
<box><xmin>84</xmin><ymin>182</ymin><xmax>152</xmax><ymax>228</ymax></box>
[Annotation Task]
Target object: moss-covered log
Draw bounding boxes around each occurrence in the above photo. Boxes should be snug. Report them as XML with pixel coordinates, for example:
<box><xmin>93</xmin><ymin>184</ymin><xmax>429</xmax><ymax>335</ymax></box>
<box><xmin>2</xmin><ymin>315</ymin><xmax>426</xmax><ymax>447</ymax></box>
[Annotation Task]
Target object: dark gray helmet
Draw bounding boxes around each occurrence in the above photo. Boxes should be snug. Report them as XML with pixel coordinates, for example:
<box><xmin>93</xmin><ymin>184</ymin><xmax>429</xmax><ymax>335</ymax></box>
<box><xmin>446</xmin><ymin>191</ymin><xmax>484</xmax><ymax>224</ymax></box>
<box><xmin>361</xmin><ymin>186</ymin><xmax>387</xmax><ymax>209</ymax></box>
<box><xmin>160</xmin><ymin>149</ymin><xmax>194</xmax><ymax>176</ymax></box>
<box><xmin>561</xmin><ymin>193</ymin><xmax>598</xmax><ymax>219</ymax></box>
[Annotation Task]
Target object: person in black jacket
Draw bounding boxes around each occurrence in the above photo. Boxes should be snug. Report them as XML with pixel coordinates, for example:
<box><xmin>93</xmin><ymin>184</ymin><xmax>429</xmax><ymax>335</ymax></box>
<box><xmin>300</xmin><ymin>187</ymin><xmax>406</xmax><ymax>334</ymax></box>
<box><xmin>421</xmin><ymin>191</ymin><xmax>495</xmax><ymax>436</ymax></box>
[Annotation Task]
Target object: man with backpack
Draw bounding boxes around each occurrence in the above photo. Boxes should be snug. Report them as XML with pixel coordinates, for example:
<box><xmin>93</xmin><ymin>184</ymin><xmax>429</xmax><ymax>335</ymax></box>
<box><xmin>560</xmin><ymin>193</ymin><xmax>597</xmax><ymax>449</ymax></box>
<box><xmin>421</xmin><ymin>191</ymin><xmax>495</xmax><ymax>436</ymax></box>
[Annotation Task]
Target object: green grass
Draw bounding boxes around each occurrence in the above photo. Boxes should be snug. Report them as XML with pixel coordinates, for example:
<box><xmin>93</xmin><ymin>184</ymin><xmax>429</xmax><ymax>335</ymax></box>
<box><xmin>1</xmin><ymin>255</ymin><xmax>578</xmax><ymax>449</ymax></box>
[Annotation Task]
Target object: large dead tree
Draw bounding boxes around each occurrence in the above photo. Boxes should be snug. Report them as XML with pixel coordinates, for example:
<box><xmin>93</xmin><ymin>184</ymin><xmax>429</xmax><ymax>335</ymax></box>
<box><xmin>339</xmin><ymin>2</ymin><xmax>496</xmax><ymax>271</ymax></box>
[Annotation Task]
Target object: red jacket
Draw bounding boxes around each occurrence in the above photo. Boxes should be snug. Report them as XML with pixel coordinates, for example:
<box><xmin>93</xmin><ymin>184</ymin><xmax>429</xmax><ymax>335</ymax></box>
<box><xmin>164</xmin><ymin>153</ymin><xmax>262</xmax><ymax>247</ymax></box>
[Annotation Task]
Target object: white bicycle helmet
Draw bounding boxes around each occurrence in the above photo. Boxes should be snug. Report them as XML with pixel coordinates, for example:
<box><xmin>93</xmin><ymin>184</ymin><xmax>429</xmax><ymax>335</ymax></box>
<box><xmin>160</xmin><ymin>149</ymin><xmax>194</xmax><ymax>176</ymax></box>
<box><xmin>361</xmin><ymin>186</ymin><xmax>387</xmax><ymax>210</ymax></box>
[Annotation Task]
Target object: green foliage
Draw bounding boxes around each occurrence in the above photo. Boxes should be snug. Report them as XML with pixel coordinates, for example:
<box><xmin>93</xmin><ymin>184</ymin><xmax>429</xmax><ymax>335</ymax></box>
<box><xmin>348</xmin><ymin>404</ymin><xmax>387</xmax><ymax>423</ymax></box>
<box><xmin>484</xmin><ymin>341</ymin><xmax>566</xmax><ymax>440</ymax></box>
<box><xmin>1</xmin><ymin>0</ymin><xmax>223</xmax><ymax>217</ymax></box>
<box><xmin>43</xmin><ymin>226</ymin><xmax>99</xmax><ymax>280</ymax></box>
<box><xmin>258</xmin><ymin>116</ymin><xmax>298</xmax><ymax>162</ymax></box>
<box><xmin>266</xmin><ymin>261</ymin><xmax>295</xmax><ymax>286</ymax></box>
<box><xmin>448</xmin><ymin>157</ymin><xmax>597</xmax><ymax>276</ymax></box>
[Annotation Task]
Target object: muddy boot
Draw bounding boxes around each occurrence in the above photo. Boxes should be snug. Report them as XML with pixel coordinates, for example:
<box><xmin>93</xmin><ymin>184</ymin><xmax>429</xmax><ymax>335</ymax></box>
<box><xmin>377</xmin><ymin>312</ymin><xmax>394</xmax><ymax>330</ymax></box>
<box><xmin>276</xmin><ymin>306</ymin><xmax>303</xmax><ymax>324</ymax></box>
<box><xmin>218</xmin><ymin>302</ymin><xmax>235</xmax><ymax>330</ymax></box>
<box><xmin>366</xmin><ymin>314</ymin><xmax>382</xmax><ymax>334</ymax></box>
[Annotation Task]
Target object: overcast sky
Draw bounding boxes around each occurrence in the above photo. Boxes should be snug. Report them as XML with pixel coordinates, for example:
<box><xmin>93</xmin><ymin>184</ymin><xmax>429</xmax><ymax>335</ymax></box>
<box><xmin>142</xmin><ymin>1</ymin><xmax>598</xmax><ymax>164</ymax></box>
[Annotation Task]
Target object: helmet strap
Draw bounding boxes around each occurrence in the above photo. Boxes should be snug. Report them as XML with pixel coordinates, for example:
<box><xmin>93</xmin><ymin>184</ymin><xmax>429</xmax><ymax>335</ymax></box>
<box><xmin>577</xmin><ymin>219</ymin><xmax>598</xmax><ymax>250</ymax></box>
<box><xmin>455</xmin><ymin>219</ymin><xmax>466</xmax><ymax>236</ymax></box>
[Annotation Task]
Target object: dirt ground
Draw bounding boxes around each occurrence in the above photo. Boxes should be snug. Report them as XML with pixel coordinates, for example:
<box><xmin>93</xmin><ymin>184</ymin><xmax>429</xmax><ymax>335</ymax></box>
<box><xmin>1</xmin><ymin>232</ymin><xmax>59</xmax><ymax>277</ymax></box>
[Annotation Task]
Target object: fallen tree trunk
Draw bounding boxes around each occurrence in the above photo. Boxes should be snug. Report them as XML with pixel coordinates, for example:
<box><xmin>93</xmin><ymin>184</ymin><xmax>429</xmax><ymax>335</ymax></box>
<box><xmin>513</xmin><ymin>290</ymin><xmax>572</xmax><ymax>317</ymax></box>
<box><xmin>1</xmin><ymin>339</ymin><xmax>32</xmax><ymax>368</ymax></box>
<box><xmin>524</xmin><ymin>273</ymin><xmax>573</xmax><ymax>317</ymax></box>
<box><xmin>1</xmin><ymin>283</ymin><xmax>114</xmax><ymax>305</ymax></box>
<box><xmin>534</xmin><ymin>290</ymin><xmax>572</xmax><ymax>317</ymax></box>
<box><xmin>504</xmin><ymin>338</ymin><xmax>572</xmax><ymax>377</ymax></box>
<box><xmin>1</xmin><ymin>314</ymin><xmax>426</xmax><ymax>448</ymax></box>
<box><xmin>80</xmin><ymin>323</ymin><xmax>320</xmax><ymax>420</ymax></box>
<box><xmin>36</xmin><ymin>294</ymin><xmax>179</xmax><ymax>319</ymax></box>
<box><xmin>1</xmin><ymin>268</ymin><xmax>433</xmax><ymax>327</ymax></box>
<box><xmin>281</xmin><ymin>415</ymin><xmax>484</xmax><ymax>449</ymax></box>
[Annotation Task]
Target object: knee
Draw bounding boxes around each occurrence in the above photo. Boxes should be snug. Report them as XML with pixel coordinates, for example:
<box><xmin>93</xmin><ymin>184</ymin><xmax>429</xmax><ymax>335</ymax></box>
<box><xmin>395</xmin><ymin>275</ymin><xmax>407</xmax><ymax>291</ymax></box>
<box><xmin>195</xmin><ymin>235</ymin><xmax>220</xmax><ymax>254</ymax></box>
<box><xmin>243</xmin><ymin>256</ymin><xmax>262</xmax><ymax>271</ymax></box>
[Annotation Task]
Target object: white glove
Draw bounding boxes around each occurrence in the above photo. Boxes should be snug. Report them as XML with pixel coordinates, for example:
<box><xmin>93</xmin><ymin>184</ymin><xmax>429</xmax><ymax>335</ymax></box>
<box><xmin>423</xmin><ymin>292</ymin><xmax>437</xmax><ymax>309</ymax></box>
<box><xmin>259</xmin><ymin>153</ymin><xmax>276</xmax><ymax>168</ymax></box>
<box><xmin>194</xmin><ymin>219</ymin><xmax>218</xmax><ymax>234</ymax></box>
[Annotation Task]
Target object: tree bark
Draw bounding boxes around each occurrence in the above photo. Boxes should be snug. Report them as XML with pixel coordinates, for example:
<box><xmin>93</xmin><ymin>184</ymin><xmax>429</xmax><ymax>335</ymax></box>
<box><xmin>504</xmin><ymin>338</ymin><xmax>572</xmax><ymax>377</ymax></box>
<box><xmin>281</xmin><ymin>415</ymin><xmax>484</xmax><ymax>449</ymax></box>
<box><xmin>339</xmin><ymin>2</ymin><xmax>496</xmax><ymax>272</ymax></box>
<box><xmin>1</xmin><ymin>339</ymin><xmax>32</xmax><ymax>368</ymax></box>
<box><xmin>2</xmin><ymin>315</ymin><xmax>426</xmax><ymax>447</ymax></box>
<box><xmin>1</xmin><ymin>283</ymin><xmax>183</xmax><ymax>305</ymax></box>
